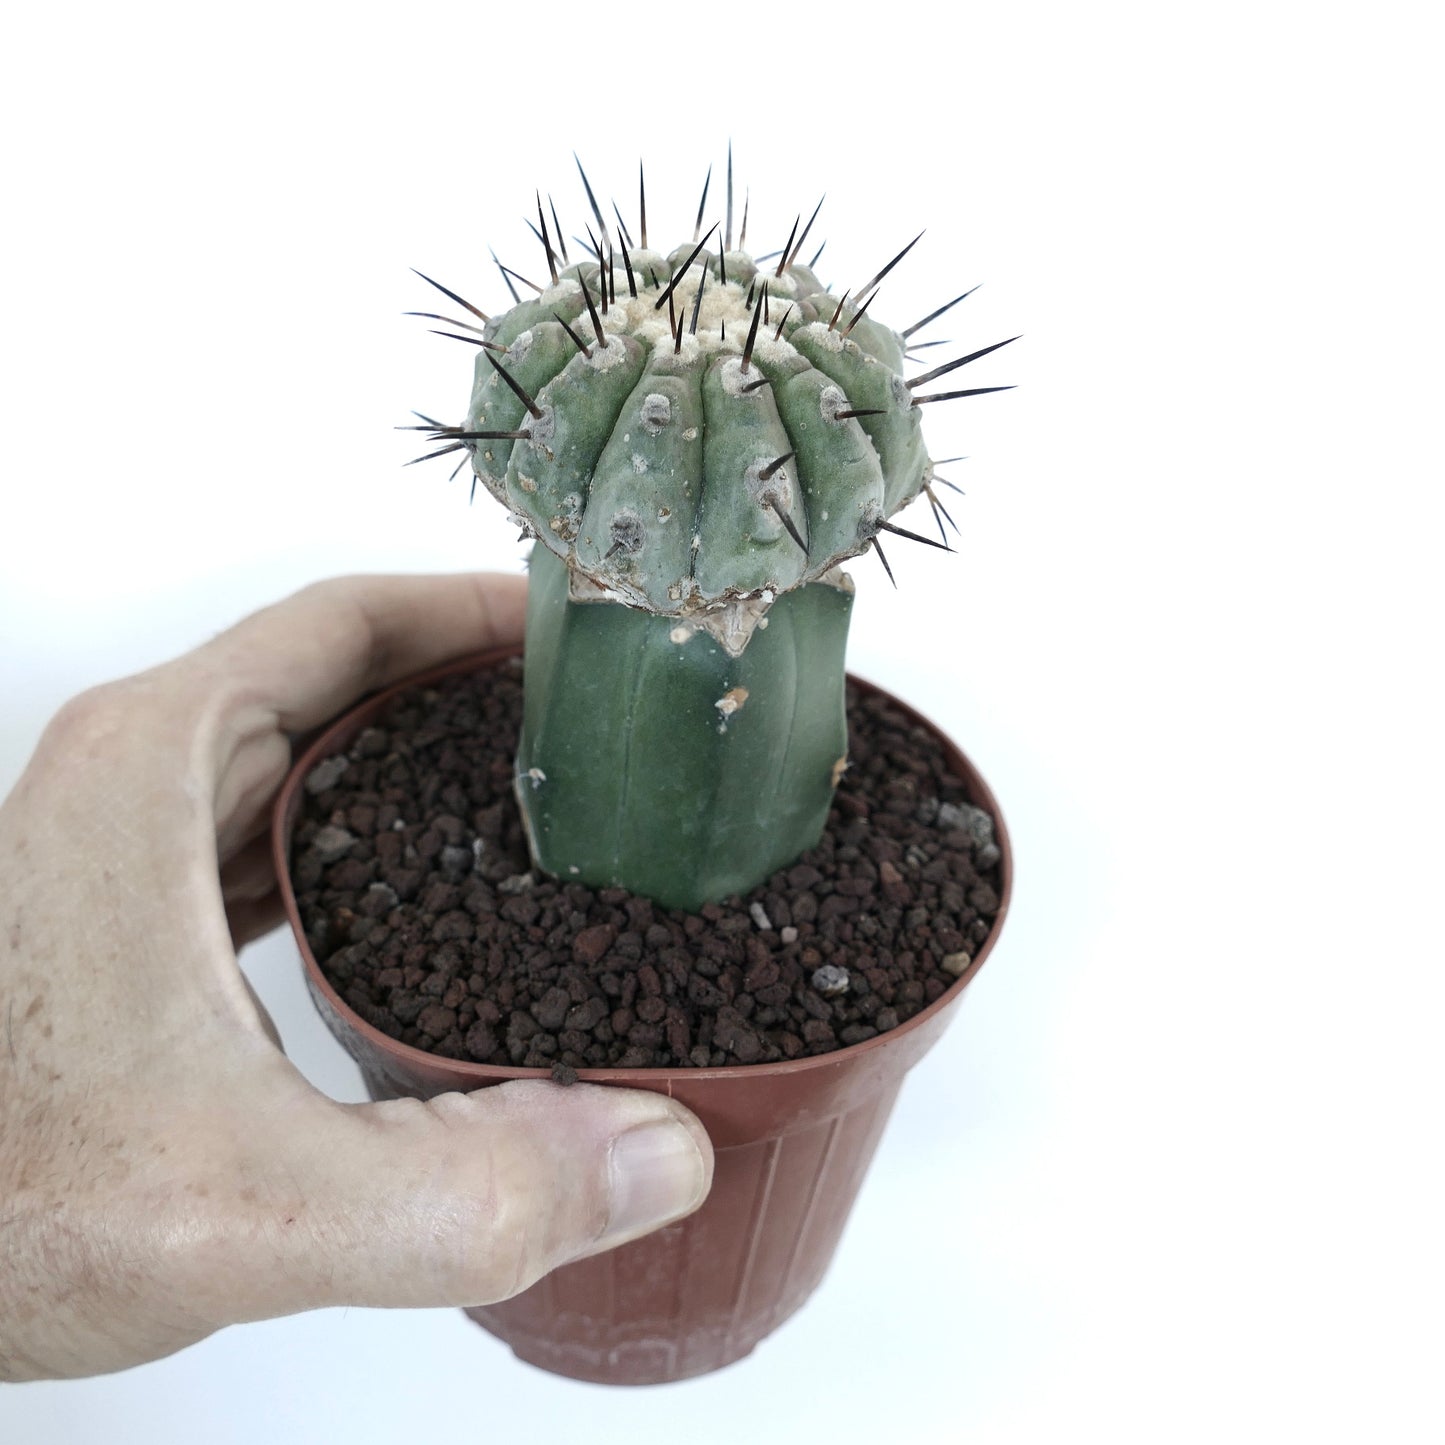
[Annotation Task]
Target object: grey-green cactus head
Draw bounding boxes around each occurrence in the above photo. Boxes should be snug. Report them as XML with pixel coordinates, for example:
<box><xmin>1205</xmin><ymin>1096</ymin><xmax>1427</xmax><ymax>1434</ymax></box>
<box><xmin>412</xmin><ymin>160</ymin><xmax>1015</xmax><ymax>655</ymax></box>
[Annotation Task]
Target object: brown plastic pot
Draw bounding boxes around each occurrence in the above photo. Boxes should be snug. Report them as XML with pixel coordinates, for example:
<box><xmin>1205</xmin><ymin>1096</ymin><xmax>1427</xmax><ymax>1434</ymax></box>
<box><xmin>272</xmin><ymin>645</ymin><xmax>1011</xmax><ymax>1386</ymax></box>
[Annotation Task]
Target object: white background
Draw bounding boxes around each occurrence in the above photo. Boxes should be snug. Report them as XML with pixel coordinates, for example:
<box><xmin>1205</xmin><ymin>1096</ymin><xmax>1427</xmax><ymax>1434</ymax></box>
<box><xmin>2</xmin><ymin>2</ymin><xmax>1440</xmax><ymax>1441</ymax></box>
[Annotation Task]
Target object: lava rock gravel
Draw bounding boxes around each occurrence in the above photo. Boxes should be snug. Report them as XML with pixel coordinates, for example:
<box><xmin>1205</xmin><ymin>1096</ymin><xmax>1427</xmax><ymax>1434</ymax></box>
<box><xmin>290</xmin><ymin>658</ymin><xmax>1002</xmax><ymax>1071</ymax></box>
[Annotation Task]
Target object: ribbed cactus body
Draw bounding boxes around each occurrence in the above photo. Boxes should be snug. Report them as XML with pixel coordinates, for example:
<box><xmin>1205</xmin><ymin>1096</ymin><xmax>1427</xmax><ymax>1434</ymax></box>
<box><xmin>466</xmin><ymin>257</ymin><xmax>933</xmax><ymax>634</ymax></box>
<box><xmin>417</xmin><ymin>176</ymin><xmax>1006</xmax><ymax>907</ymax></box>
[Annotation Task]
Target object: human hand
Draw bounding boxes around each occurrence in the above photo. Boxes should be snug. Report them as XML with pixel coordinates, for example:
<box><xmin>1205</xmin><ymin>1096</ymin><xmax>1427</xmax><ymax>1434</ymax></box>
<box><xmin>0</xmin><ymin>574</ymin><xmax>713</xmax><ymax>1380</ymax></box>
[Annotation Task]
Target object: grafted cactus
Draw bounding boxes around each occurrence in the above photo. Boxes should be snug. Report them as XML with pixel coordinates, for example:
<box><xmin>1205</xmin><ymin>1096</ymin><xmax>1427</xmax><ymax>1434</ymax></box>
<box><xmin>408</xmin><ymin>158</ymin><xmax>1014</xmax><ymax>910</ymax></box>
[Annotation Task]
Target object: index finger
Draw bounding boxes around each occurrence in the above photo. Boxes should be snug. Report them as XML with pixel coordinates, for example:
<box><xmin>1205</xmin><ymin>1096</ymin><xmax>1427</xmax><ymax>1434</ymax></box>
<box><xmin>193</xmin><ymin>570</ymin><xmax>528</xmax><ymax>732</ymax></box>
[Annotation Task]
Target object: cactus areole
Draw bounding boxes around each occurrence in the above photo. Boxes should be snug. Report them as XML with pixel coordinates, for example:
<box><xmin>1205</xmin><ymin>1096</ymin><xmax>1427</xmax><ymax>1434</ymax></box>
<box><xmin>409</xmin><ymin>161</ymin><xmax>1013</xmax><ymax>911</ymax></box>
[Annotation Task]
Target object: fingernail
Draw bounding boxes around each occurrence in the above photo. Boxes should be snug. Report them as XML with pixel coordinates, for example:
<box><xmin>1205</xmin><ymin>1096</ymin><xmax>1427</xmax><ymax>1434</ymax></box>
<box><xmin>601</xmin><ymin>1120</ymin><xmax>707</xmax><ymax>1247</ymax></box>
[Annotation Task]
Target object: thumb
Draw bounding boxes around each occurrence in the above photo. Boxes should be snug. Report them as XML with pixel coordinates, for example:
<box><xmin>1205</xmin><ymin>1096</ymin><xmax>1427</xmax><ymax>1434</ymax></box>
<box><xmin>204</xmin><ymin>1080</ymin><xmax>713</xmax><ymax>1323</ymax></box>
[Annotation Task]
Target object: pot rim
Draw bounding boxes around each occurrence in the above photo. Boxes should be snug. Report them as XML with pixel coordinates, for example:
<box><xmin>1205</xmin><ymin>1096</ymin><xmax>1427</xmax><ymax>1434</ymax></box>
<box><xmin>272</xmin><ymin>644</ymin><xmax>1012</xmax><ymax>1086</ymax></box>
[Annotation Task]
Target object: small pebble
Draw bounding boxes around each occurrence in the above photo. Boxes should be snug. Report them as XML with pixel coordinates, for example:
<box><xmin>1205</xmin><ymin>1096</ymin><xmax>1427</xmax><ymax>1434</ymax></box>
<box><xmin>749</xmin><ymin>901</ymin><xmax>773</xmax><ymax>931</ymax></box>
<box><xmin>355</xmin><ymin>727</ymin><xmax>388</xmax><ymax>758</ymax></box>
<box><xmin>938</xmin><ymin>801</ymin><xmax>995</xmax><ymax>848</ymax></box>
<box><xmin>811</xmin><ymin>964</ymin><xmax>850</xmax><ymax>997</ymax></box>
<box><xmin>573</xmin><ymin>923</ymin><xmax>617</xmax><ymax>966</ymax></box>
<box><xmin>940</xmin><ymin>950</ymin><xmax>973</xmax><ymax>977</ymax></box>
<box><xmin>310</xmin><ymin>825</ymin><xmax>355</xmax><ymax>864</ymax></box>
<box><xmin>304</xmin><ymin>756</ymin><xmax>349</xmax><ymax>795</ymax></box>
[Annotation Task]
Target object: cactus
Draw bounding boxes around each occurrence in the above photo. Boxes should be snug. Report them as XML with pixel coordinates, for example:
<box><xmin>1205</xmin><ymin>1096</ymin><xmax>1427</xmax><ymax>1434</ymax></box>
<box><xmin>407</xmin><ymin>157</ymin><xmax>1014</xmax><ymax>911</ymax></box>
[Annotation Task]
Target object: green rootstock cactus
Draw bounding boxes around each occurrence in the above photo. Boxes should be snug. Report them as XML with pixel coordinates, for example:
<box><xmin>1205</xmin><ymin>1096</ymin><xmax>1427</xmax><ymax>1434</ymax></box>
<box><xmin>409</xmin><ymin>160</ymin><xmax>1014</xmax><ymax>911</ymax></box>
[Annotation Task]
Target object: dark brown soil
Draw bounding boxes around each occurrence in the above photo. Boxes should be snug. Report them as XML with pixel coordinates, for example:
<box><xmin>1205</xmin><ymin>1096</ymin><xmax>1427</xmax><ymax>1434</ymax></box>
<box><xmin>290</xmin><ymin>658</ymin><xmax>1002</xmax><ymax>1070</ymax></box>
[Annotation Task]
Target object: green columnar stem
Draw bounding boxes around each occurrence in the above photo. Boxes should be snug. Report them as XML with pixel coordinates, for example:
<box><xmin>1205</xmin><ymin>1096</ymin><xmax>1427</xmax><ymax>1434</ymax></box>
<box><xmin>517</xmin><ymin>545</ymin><xmax>853</xmax><ymax>911</ymax></box>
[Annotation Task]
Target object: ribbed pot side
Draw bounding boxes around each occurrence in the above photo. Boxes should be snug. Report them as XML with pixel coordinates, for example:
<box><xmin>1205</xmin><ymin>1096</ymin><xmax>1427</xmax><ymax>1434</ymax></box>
<box><xmin>273</xmin><ymin>646</ymin><xmax>1012</xmax><ymax>1386</ymax></box>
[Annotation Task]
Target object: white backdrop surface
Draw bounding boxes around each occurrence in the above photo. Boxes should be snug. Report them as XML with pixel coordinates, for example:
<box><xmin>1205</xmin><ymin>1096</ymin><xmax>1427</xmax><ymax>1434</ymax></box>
<box><xmin>1</xmin><ymin>3</ymin><xmax>1440</xmax><ymax>1441</ymax></box>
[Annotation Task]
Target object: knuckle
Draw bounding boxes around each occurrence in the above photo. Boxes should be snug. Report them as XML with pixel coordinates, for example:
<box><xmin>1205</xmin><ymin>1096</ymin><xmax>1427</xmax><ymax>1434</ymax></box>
<box><xmin>414</xmin><ymin>1093</ymin><xmax>563</xmax><ymax>1303</ymax></box>
<box><xmin>468</xmin><ymin>1192</ymin><xmax>539</xmax><ymax>1303</ymax></box>
<box><xmin>38</xmin><ymin>673</ymin><xmax>177</xmax><ymax>768</ymax></box>
<box><xmin>368</xmin><ymin>1090</ymin><xmax>607</xmax><ymax>1306</ymax></box>
<box><xmin>41</xmin><ymin>682</ymin><xmax>130</xmax><ymax>753</ymax></box>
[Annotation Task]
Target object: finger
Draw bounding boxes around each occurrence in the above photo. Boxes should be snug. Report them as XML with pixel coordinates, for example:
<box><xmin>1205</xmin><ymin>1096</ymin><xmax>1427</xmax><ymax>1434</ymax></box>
<box><xmin>184</xmin><ymin>1081</ymin><xmax>713</xmax><ymax>1323</ymax></box>
<box><xmin>228</xmin><ymin>891</ymin><xmax>285</xmax><ymax>951</ymax></box>
<box><xmin>240</xmin><ymin>974</ymin><xmax>284</xmax><ymax>1051</ymax></box>
<box><xmin>221</xmin><ymin>831</ymin><xmax>286</xmax><ymax>948</ymax></box>
<box><xmin>213</xmin><ymin>727</ymin><xmax>292</xmax><ymax>860</ymax></box>
<box><xmin>187</xmin><ymin>571</ymin><xmax>528</xmax><ymax>734</ymax></box>
<box><xmin>220</xmin><ymin>828</ymin><xmax>276</xmax><ymax>903</ymax></box>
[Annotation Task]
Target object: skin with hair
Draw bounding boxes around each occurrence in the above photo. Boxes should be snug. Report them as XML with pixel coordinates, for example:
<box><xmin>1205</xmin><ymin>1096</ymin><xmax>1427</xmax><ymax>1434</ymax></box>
<box><xmin>0</xmin><ymin>572</ymin><xmax>713</xmax><ymax>1381</ymax></box>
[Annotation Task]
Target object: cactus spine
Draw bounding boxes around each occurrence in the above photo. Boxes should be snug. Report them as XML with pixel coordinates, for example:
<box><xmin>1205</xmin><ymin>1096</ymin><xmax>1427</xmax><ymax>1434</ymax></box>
<box><xmin>409</xmin><ymin>158</ymin><xmax>1014</xmax><ymax>911</ymax></box>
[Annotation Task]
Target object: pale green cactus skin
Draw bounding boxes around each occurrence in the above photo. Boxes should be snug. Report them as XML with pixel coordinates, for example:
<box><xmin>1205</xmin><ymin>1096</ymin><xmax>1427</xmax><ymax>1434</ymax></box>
<box><xmin>465</xmin><ymin>253</ymin><xmax>932</xmax><ymax>610</ymax></box>
<box><xmin>438</xmin><ymin>205</ymin><xmax>970</xmax><ymax>911</ymax></box>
